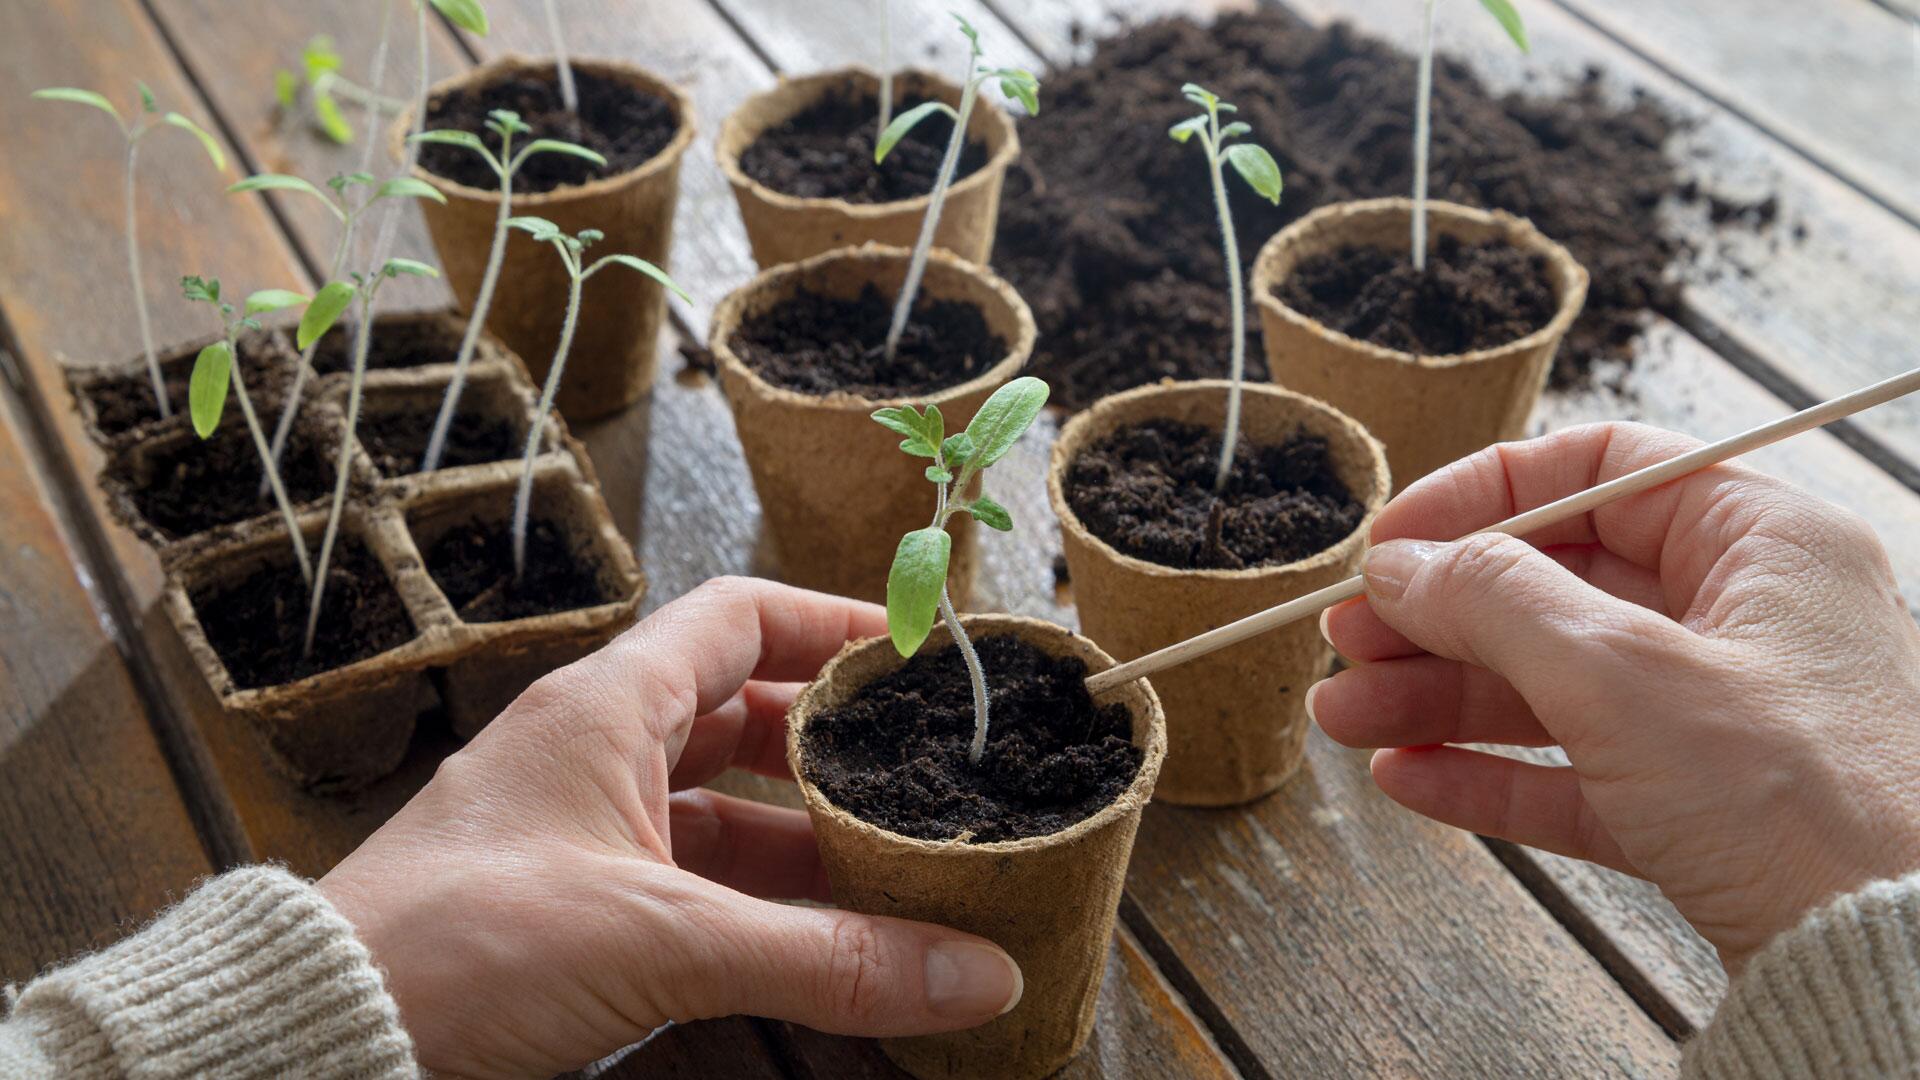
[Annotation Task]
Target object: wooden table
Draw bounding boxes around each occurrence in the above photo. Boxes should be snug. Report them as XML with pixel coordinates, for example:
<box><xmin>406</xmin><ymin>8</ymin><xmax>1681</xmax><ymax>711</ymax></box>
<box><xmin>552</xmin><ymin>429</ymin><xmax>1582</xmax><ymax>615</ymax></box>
<box><xmin>3</xmin><ymin>0</ymin><xmax>1915</xmax><ymax>1075</ymax></box>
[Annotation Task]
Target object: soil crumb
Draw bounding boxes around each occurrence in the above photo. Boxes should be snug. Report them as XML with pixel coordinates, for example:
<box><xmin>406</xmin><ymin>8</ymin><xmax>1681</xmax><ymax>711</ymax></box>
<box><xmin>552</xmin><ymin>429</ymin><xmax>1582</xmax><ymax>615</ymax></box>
<box><xmin>729</xmin><ymin>284</ymin><xmax>1006</xmax><ymax>398</ymax></box>
<box><xmin>424</xmin><ymin>516</ymin><xmax>619</xmax><ymax>622</ymax></box>
<box><xmin>739</xmin><ymin>88</ymin><xmax>989</xmax><ymax>203</ymax></box>
<box><xmin>194</xmin><ymin>540</ymin><xmax>414</xmax><ymax>689</ymax></box>
<box><xmin>420</xmin><ymin>68</ymin><xmax>677</xmax><ymax>194</ymax></box>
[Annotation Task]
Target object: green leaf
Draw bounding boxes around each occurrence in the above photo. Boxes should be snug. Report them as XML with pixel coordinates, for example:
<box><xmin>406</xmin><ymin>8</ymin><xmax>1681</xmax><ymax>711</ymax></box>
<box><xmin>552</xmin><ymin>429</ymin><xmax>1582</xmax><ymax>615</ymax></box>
<box><xmin>507</xmin><ymin>215</ymin><xmax>564</xmax><ymax>242</ymax></box>
<box><xmin>592</xmin><ymin>255</ymin><xmax>691</xmax><ymax>302</ymax></box>
<box><xmin>1168</xmin><ymin>115</ymin><xmax>1207</xmax><ymax>144</ymax></box>
<box><xmin>411</xmin><ymin>129</ymin><xmax>487</xmax><ymax>151</ymax></box>
<box><xmin>162</xmin><ymin>112</ymin><xmax>228</xmax><ymax>171</ymax></box>
<box><xmin>952</xmin><ymin>12</ymin><xmax>981</xmax><ymax>54</ymax></box>
<box><xmin>922</xmin><ymin>404</ymin><xmax>945</xmax><ymax>453</ymax></box>
<box><xmin>886</xmin><ymin>527</ymin><xmax>951</xmax><ymax>657</ymax></box>
<box><xmin>874</xmin><ymin>100</ymin><xmax>956</xmax><ymax>164</ymax></box>
<box><xmin>312</xmin><ymin>89</ymin><xmax>353</xmax><ymax>144</ymax></box>
<box><xmin>1180</xmin><ymin>82</ymin><xmax>1216</xmax><ymax>109</ymax></box>
<box><xmin>302</xmin><ymin>36</ymin><xmax>343</xmax><ymax>79</ymax></box>
<box><xmin>925</xmin><ymin>465</ymin><xmax>953</xmax><ymax>484</ymax></box>
<box><xmin>375</xmin><ymin>176</ymin><xmax>448</xmax><ymax>204</ymax></box>
<box><xmin>188</xmin><ymin>341</ymin><xmax>232</xmax><ymax>438</ymax></box>
<box><xmin>429</xmin><ymin>0</ymin><xmax>491</xmax><ymax>35</ymax></box>
<box><xmin>298</xmin><ymin>280</ymin><xmax>357</xmax><ymax>349</ymax></box>
<box><xmin>579</xmin><ymin>228</ymin><xmax>604</xmax><ymax>246</ymax></box>
<box><xmin>244</xmin><ymin>288</ymin><xmax>308</xmax><ymax>314</ymax></box>
<box><xmin>1220</xmin><ymin>121</ymin><xmax>1251</xmax><ymax>139</ymax></box>
<box><xmin>996</xmin><ymin>70</ymin><xmax>1039</xmax><ymax>115</ymax></box>
<box><xmin>486</xmin><ymin>108</ymin><xmax>530</xmax><ymax>136</ymax></box>
<box><xmin>228</xmin><ymin>173</ymin><xmax>341</xmax><ymax>217</ymax></box>
<box><xmin>137</xmin><ymin>82</ymin><xmax>157</xmax><ymax>114</ymax></box>
<box><xmin>381</xmin><ymin>258</ymin><xmax>439</xmax><ymax>278</ymax></box>
<box><xmin>32</xmin><ymin>87</ymin><xmax>121</xmax><ymax>124</ymax></box>
<box><xmin>967</xmin><ymin>494</ymin><xmax>1013</xmax><ymax>532</ymax></box>
<box><xmin>872</xmin><ymin>405</ymin><xmax>939</xmax><ymax>457</ymax></box>
<box><xmin>181</xmin><ymin>275</ymin><xmax>220</xmax><ymax>303</ymax></box>
<box><xmin>941</xmin><ymin>432</ymin><xmax>974</xmax><ymax>468</ymax></box>
<box><xmin>274</xmin><ymin>70</ymin><xmax>298</xmax><ymax>110</ymax></box>
<box><xmin>1224</xmin><ymin>143</ymin><xmax>1283</xmax><ymax>204</ymax></box>
<box><xmin>961</xmin><ymin>376</ymin><xmax>1049</xmax><ymax>470</ymax></box>
<box><xmin>518</xmin><ymin>138</ymin><xmax>607</xmax><ymax>166</ymax></box>
<box><xmin>1477</xmin><ymin>0</ymin><xmax>1530</xmax><ymax>53</ymax></box>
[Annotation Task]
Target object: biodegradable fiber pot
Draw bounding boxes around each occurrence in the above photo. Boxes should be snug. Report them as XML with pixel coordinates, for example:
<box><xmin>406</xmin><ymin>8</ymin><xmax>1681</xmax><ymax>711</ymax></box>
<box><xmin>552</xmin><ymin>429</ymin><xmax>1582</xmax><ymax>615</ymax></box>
<box><xmin>1252</xmin><ymin>197</ymin><xmax>1588</xmax><ymax>489</ymax></box>
<box><xmin>396</xmin><ymin>55</ymin><xmax>695</xmax><ymax>420</ymax></box>
<box><xmin>1047</xmin><ymin>381</ymin><xmax>1389</xmax><ymax>805</ymax></box>
<box><xmin>789</xmin><ymin>614</ymin><xmax>1166</xmax><ymax>1080</ymax></box>
<box><xmin>716</xmin><ymin>67</ymin><xmax>1019</xmax><ymax>269</ymax></box>
<box><xmin>709</xmin><ymin>243</ymin><xmax>1035</xmax><ymax>604</ymax></box>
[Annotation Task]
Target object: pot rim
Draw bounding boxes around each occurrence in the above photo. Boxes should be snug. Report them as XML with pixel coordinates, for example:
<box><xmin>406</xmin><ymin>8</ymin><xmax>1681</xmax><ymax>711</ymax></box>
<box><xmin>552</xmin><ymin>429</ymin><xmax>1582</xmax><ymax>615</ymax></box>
<box><xmin>789</xmin><ymin>612</ymin><xmax>1167</xmax><ymax>856</ymax></box>
<box><xmin>1250</xmin><ymin>197</ymin><xmax>1591</xmax><ymax>370</ymax></box>
<box><xmin>1046</xmin><ymin>379</ymin><xmax>1391</xmax><ymax>582</ymax></box>
<box><xmin>708</xmin><ymin>241</ymin><xmax>1037</xmax><ymax>411</ymax></box>
<box><xmin>391</xmin><ymin>54</ymin><xmax>697</xmax><ymax>206</ymax></box>
<box><xmin>714</xmin><ymin>65</ymin><xmax>1021</xmax><ymax>218</ymax></box>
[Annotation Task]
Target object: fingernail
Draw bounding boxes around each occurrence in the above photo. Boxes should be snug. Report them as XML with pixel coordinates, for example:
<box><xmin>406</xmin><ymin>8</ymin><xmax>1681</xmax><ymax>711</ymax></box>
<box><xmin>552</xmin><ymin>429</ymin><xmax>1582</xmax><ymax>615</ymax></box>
<box><xmin>1304</xmin><ymin>680</ymin><xmax>1323</xmax><ymax>726</ymax></box>
<box><xmin>1364</xmin><ymin>539</ymin><xmax>1443</xmax><ymax>602</ymax></box>
<box><xmin>1317</xmin><ymin>607</ymin><xmax>1333</xmax><ymax>647</ymax></box>
<box><xmin>926</xmin><ymin>941</ymin><xmax>1023</xmax><ymax>1019</ymax></box>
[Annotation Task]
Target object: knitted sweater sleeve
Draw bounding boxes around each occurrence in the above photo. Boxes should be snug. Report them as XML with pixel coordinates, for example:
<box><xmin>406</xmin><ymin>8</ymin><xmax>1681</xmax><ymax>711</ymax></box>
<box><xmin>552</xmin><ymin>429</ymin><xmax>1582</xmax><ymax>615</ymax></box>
<box><xmin>0</xmin><ymin>866</ymin><xmax>415</xmax><ymax>1079</ymax></box>
<box><xmin>1684</xmin><ymin>870</ymin><xmax>1920</xmax><ymax>1078</ymax></box>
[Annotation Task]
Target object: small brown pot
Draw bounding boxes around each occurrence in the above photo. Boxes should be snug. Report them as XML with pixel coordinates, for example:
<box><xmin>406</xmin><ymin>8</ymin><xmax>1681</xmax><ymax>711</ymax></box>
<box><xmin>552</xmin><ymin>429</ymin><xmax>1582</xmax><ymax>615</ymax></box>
<box><xmin>716</xmin><ymin>67</ymin><xmax>1020</xmax><ymax>269</ymax></box>
<box><xmin>395</xmin><ymin>55</ymin><xmax>696</xmax><ymax>421</ymax></box>
<box><xmin>789</xmin><ymin>614</ymin><xmax>1166</xmax><ymax>1080</ymax></box>
<box><xmin>1252</xmin><ymin>197</ymin><xmax>1589</xmax><ymax>489</ymax></box>
<box><xmin>709</xmin><ymin>243</ymin><xmax>1035</xmax><ymax>605</ymax></box>
<box><xmin>1047</xmin><ymin>381</ymin><xmax>1389</xmax><ymax>806</ymax></box>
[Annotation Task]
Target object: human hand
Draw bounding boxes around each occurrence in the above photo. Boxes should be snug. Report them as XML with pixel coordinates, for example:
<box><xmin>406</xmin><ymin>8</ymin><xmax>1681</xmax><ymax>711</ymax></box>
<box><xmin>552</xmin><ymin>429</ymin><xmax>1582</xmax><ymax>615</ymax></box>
<box><xmin>1308</xmin><ymin>423</ymin><xmax>1920</xmax><ymax>971</ymax></box>
<box><xmin>317</xmin><ymin>578</ymin><xmax>1023</xmax><ymax>1079</ymax></box>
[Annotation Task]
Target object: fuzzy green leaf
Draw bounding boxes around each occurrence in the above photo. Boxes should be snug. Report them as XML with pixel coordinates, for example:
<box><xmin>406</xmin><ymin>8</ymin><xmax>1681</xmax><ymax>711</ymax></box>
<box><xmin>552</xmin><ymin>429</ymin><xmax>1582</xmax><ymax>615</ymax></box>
<box><xmin>229</xmin><ymin>173</ymin><xmax>341</xmax><ymax>216</ymax></box>
<box><xmin>486</xmin><ymin>108</ymin><xmax>530</xmax><ymax>136</ymax></box>
<box><xmin>188</xmin><ymin>341</ymin><xmax>232</xmax><ymax>438</ymax></box>
<box><xmin>507</xmin><ymin>215</ymin><xmax>564</xmax><ymax>242</ymax></box>
<box><xmin>874</xmin><ymin>100</ymin><xmax>956</xmax><ymax>164</ymax></box>
<box><xmin>1220</xmin><ymin>121</ymin><xmax>1251</xmax><ymax>139</ymax></box>
<box><xmin>593</xmin><ymin>255</ymin><xmax>691</xmax><ymax>302</ymax></box>
<box><xmin>953</xmin><ymin>12</ymin><xmax>981</xmax><ymax>54</ymax></box>
<box><xmin>375</xmin><ymin>176</ymin><xmax>448</xmax><ymax>204</ymax></box>
<box><xmin>518</xmin><ymin>138</ymin><xmax>605</xmax><ymax>167</ymax></box>
<box><xmin>181</xmin><ymin>275</ymin><xmax>220</xmax><ymax>303</ymax></box>
<box><xmin>872</xmin><ymin>406</ymin><xmax>920</xmax><ymax>440</ymax></box>
<box><xmin>381</xmin><ymin>258</ymin><xmax>439</xmax><ymax>278</ymax></box>
<box><xmin>411</xmin><ymin>129</ymin><xmax>487</xmax><ymax>151</ymax></box>
<box><xmin>302</xmin><ymin>36</ymin><xmax>343</xmax><ymax>79</ymax></box>
<box><xmin>995</xmin><ymin>70</ymin><xmax>1039</xmax><ymax>116</ymax></box>
<box><xmin>298</xmin><ymin>280</ymin><xmax>356</xmax><ymax>349</ymax></box>
<box><xmin>137</xmin><ymin>82</ymin><xmax>157</xmax><ymax>114</ymax></box>
<box><xmin>925</xmin><ymin>465</ymin><xmax>953</xmax><ymax>483</ymax></box>
<box><xmin>32</xmin><ymin>87</ymin><xmax>121</xmax><ymax>124</ymax></box>
<box><xmin>161</xmin><ymin>112</ymin><xmax>228</xmax><ymax>170</ymax></box>
<box><xmin>429</xmin><ymin>0</ymin><xmax>491</xmax><ymax>35</ymax></box>
<box><xmin>244</xmin><ymin>288</ymin><xmax>308</xmax><ymax>315</ymax></box>
<box><xmin>1477</xmin><ymin>0</ymin><xmax>1530</xmax><ymax>53</ymax></box>
<box><xmin>1224</xmin><ymin>142</ymin><xmax>1283</xmax><ymax>204</ymax></box>
<box><xmin>961</xmin><ymin>376</ymin><xmax>1049</xmax><ymax>470</ymax></box>
<box><xmin>312</xmin><ymin>89</ymin><xmax>353</xmax><ymax>144</ymax></box>
<box><xmin>1180</xmin><ymin>82</ymin><xmax>1216</xmax><ymax>109</ymax></box>
<box><xmin>1168</xmin><ymin>115</ymin><xmax>1207</xmax><ymax>144</ymax></box>
<box><xmin>274</xmin><ymin>70</ymin><xmax>298</xmax><ymax>110</ymax></box>
<box><xmin>941</xmin><ymin>432</ymin><xmax>975</xmax><ymax>468</ymax></box>
<box><xmin>886</xmin><ymin>527</ymin><xmax>951</xmax><ymax>657</ymax></box>
<box><xmin>967</xmin><ymin>494</ymin><xmax>1013</xmax><ymax>532</ymax></box>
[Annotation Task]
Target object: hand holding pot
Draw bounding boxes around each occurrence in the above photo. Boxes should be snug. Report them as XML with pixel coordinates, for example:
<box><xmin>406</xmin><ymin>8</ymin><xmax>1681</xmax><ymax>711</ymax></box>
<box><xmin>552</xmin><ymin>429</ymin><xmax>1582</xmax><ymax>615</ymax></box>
<box><xmin>1310</xmin><ymin>422</ymin><xmax>1920</xmax><ymax>971</ymax></box>
<box><xmin>317</xmin><ymin>577</ymin><xmax>1022</xmax><ymax>1079</ymax></box>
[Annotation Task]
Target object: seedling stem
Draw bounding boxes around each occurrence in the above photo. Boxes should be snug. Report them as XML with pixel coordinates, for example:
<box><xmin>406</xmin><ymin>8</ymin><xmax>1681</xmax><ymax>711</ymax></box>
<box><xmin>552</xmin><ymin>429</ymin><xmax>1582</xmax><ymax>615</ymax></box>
<box><xmin>878</xmin><ymin>0</ymin><xmax>893</xmax><ymax>131</ymax></box>
<box><xmin>542</xmin><ymin>0</ymin><xmax>578</xmax><ymax>113</ymax></box>
<box><xmin>1411</xmin><ymin>0</ymin><xmax>1530</xmax><ymax>269</ymax></box>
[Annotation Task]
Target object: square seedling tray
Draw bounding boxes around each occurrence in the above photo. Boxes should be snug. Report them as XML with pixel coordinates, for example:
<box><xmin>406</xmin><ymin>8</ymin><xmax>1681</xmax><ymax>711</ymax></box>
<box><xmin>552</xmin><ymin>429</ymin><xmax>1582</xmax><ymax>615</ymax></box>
<box><xmin>72</xmin><ymin>309</ymin><xmax>645</xmax><ymax>791</ymax></box>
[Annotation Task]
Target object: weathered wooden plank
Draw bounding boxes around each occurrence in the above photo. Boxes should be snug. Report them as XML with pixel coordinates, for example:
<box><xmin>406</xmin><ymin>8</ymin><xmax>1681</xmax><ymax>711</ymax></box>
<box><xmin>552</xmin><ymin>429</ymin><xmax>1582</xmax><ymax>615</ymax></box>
<box><xmin>0</xmin><ymin>368</ymin><xmax>213</xmax><ymax>984</ymax></box>
<box><xmin>1550</xmin><ymin>0</ymin><xmax>1918</xmax><ymax>225</ymax></box>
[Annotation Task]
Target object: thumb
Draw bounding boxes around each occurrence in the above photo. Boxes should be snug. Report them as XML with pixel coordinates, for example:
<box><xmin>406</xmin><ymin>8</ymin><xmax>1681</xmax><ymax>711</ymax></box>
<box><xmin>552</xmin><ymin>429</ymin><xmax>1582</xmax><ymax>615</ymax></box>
<box><xmin>675</xmin><ymin>886</ymin><xmax>1023</xmax><ymax>1037</ymax></box>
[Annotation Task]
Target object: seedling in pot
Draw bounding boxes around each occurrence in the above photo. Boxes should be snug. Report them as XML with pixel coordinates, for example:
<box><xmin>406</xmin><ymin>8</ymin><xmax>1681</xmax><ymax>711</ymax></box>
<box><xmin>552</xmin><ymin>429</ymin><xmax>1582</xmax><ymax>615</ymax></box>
<box><xmin>877</xmin><ymin>0</ymin><xmax>893</xmax><ymax>130</ymax></box>
<box><xmin>872</xmin><ymin>14</ymin><xmax>1038</xmax><ymax>361</ymax></box>
<box><xmin>1412</xmin><ymin>0</ymin><xmax>1528</xmax><ymax>269</ymax></box>
<box><xmin>1168</xmin><ymin>83</ymin><xmax>1282</xmax><ymax>494</ymax></box>
<box><xmin>504</xmin><ymin>216</ymin><xmax>686</xmax><ymax>578</ymax></box>
<box><xmin>409</xmin><ymin>109</ymin><xmax>606</xmax><ymax>472</ymax></box>
<box><xmin>274</xmin><ymin>35</ymin><xmax>405</xmax><ymax>146</ymax></box>
<box><xmin>541</xmin><ymin>0</ymin><xmax>578</xmax><ymax>115</ymax></box>
<box><xmin>874</xmin><ymin>375</ymin><xmax>1050</xmax><ymax>764</ymax></box>
<box><xmin>32</xmin><ymin>83</ymin><xmax>227</xmax><ymax>420</ymax></box>
<box><xmin>181</xmin><ymin>277</ymin><xmax>340</xmax><ymax>584</ymax></box>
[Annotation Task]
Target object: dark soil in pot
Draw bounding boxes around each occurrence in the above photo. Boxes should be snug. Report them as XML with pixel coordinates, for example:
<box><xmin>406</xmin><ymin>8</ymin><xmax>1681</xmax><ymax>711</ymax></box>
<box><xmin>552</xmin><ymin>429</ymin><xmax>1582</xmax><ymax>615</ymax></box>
<box><xmin>419</xmin><ymin>68</ymin><xmax>677</xmax><ymax>194</ymax></box>
<box><xmin>86</xmin><ymin>340</ymin><xmax>284</xmax><ymax>437</ymax></box>
<box><xmin>424</xmin><ymin>517</ymin><xmax>618</xmax><ymax>622</ymax></box>
<box><xmin>738</xmin><ymin>88</ymin><xmax>989</xmax><ymax>203</ymax></box>
<box><xmin>1064</xmin><ymin>420</ymin><xmax>1365</xmax><ymax>570</ymax></box>
<box><xmin>1274</xmin><ymin>234</ymin><xmax>1557</xmax><ymax>355</ymax></box>
<box><xmin>192</xmin><ymin>539</ymin><xmax>415</xmax><ymax>689</ymax></box>
<box><xmin>993</xmin><ymin>12</ymin><xmax>1766</xmax><ymax>408</ymax></box>
<box><xmin>728</xmin><ymin>284</ymin><xmax>1006</xmax><ymax>397</ymax></box>
<box><xmin>311</xmin><ymin>319</ymin><xmax>464</xmax><ymax>374</ymax></box>
<box><xmin>360</xmin><ymin>406</ymin><xmax>518</xmax><ymax>476</ymax></box>
<box><xmin>803</xmin><ymin>634</ymin><xmax>1142</xmax><ymax>843</ymax></box>
<box><xmin>125</xmin><ymin>419</ymin><xmax>333</xmax><ymax>540</ymax></box>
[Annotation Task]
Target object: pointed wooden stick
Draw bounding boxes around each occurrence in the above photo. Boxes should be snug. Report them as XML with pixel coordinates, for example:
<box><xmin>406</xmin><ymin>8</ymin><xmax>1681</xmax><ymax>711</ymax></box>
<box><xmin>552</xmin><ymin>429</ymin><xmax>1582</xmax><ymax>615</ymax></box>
<box><xmin>1086</xmin><ymin>366</ymin><xmax>1920</xmax><ymax>697</ymax></box>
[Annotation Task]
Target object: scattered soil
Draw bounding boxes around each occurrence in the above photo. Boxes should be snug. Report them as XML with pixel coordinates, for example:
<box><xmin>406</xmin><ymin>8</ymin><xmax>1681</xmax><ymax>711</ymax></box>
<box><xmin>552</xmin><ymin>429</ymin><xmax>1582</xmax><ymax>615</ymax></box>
<box><xmin>993</xmin><ymin>12</ymin><xmax>1705</xmax><ymax>407</ymax></box>
<box><xmin>803</xmin><ymin>634</ymin><xmax>1142</xmax><ymax>842</ymax></box>
<box><xmin>738</xmin><ymin>88</ymin><xmax>989</xmax><ymax>203</ymax></box>
<box><xmin>424</xmin><ymin>517</ymin><xmax>618</xmax><ymax>622</ymax></box>
<box><xmin>193</xmin><ymin>539</ymin><xmax>414</xmax><ymax>689</ymax></box>
<box><xmin>1065</xmin><ymin>420</ymin><xmax>1364</xmax><ymax>570</ymax></box>
<box><xmin>312</xmin><ymin>319</ymin><xmax>463</xmax><ymax>375</ymax></box>
<box><xmin>359</xmin><ymin>405</ymin><xmax>519</xmax><ymax>476</ymax></box>
<box><xmin>1274</xmin><ymin>234</ymin><xmax>1558</xmax><ymax>355</ymax></box>
<box><xmin>729</xmin><ymin>284</ymin><xmax>1007</xmax><ymax>398</ymax></box>
<box><xmin>84</xmin><ymin>338</ymin><xmax>284</xmax><ymax>438</ymax></box>
<box><xmin>420</xmin><ymin>68</ymin><xmax>678</xmax><ymax>194</ymax></box>
<box><xmin>121</xmin><ymin>416</ymin><xmax>333</xmax><ymax>541</ymax></box>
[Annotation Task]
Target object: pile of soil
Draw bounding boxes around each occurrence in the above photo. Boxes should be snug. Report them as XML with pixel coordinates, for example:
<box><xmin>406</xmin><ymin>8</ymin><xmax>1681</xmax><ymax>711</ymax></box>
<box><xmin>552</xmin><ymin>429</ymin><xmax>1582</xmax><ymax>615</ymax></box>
<box><xmin>312</xmin><ymin>320</ymin><xmax>463</xmax><ymax>375</ymax></box>
<box><xmin>194</xmin><ymin>539</ymin><xmax>414</xmax><ymax>689</ymax></box>
<box><xmin>729</xmin><ymin>284</ymin><xmax>1006</xmax><ymax>398</ymax></box>
<box><xmin>803</xmin><ymin>634</ymin><xmax>1142</xmax><ymax>842</ymax></box>
<box><xmin>738</xmin><ymin>89</ymin><xmax>989</xmax><ymax>203</ymax></box>
<box><xmin>123</xmin><ymin>419</ymin><xmax>332</xmax><ymax>540</ymax></box>
<box><xmin>359</xmin><ymin>406</ymin><xmax>518</xmax><ymax>476</ymax></box>
<box><xmin>1065</xmin><ymin>420</ymin><xmax>1365</xmax><ymax>570</ymax></box>
<box><xmin>1275</xmin><ymin>234</ymin><xmax>1558</xmax><ymax>355</ymax></box>
<box><xmin>420</xmin><ymin>69</ymin><xmax>678</xmax><ymax>194</ymax></box>
<box><xmin>993</xmin><ymin>12</ymin><xmax>1696</xmax><ymax>407</ymax></box>
<box><xmin>424</xmin><ymin>517</ymin><xmax>617</xmax><ymax>622</ymax></box>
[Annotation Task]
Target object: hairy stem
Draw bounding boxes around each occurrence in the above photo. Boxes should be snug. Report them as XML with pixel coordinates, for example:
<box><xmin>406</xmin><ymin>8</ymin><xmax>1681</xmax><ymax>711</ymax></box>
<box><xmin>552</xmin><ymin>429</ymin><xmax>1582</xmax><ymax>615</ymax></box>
<box><xmin>365</xmin><ymin>0</ymin><xmax>430</xmax><ymax>280</ymax></box>
<box><xmin>262</xmin><ymin>223</ymin><xmax>356</xmax><ymax>498</ymax></box>
<box><xmin>422</xmin><ymin>164</ymin><xmax>512</xmax><ymax>472</ymax></box>
<box><xmin>304</xmin><ymin>291</ymin><xmax>375</xmax><ymax>657</ymax></box>
<box><xmin>229</xmin><ymin>332</ymin><xmax>313</xmax><ymax>585</ymax></box>
<box><xmin>1412</xmin><ymin>0</ymin><xmax>1437</xmax><ymax>271</ymax></box>
<box><xmin>543</xmin><ymin>0</ymin><xmax>578</xmax><ymax>113</ymax></box>
<box><xmin>513</xmin><ymin>266</ymin><xmax>581</xmax><ymax>577</ymax></box>
<box><xmin>883</xmin><ymin>68</ymin><xmax>978</xmax><ymax>360</ymax></box>
<box><xmin>1207</xmin><ymin>126</ymin><xmax>1246</xmax><ymax>495</ymax></box>
<box><xmin>878</xmin><ymin>0</ymin><xmax>893</xmax><ymax>130</ymax></box>
<box><xmin>124</xmin><ymin>140</ymin><xmax>169</xmax><ymax>418</ymax></box>
<box><xmin>942</xmin><ymin>589</ymin><xmax>991</xmax><ymax>765</ymax></box>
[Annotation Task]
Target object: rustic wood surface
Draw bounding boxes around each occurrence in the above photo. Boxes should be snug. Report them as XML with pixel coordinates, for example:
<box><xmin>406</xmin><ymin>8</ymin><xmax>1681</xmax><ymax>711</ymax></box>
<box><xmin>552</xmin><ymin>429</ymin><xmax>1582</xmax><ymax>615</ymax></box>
<box><xmin>1</xmin><ymin>0</ymin><xmax>1915</xmax><ymax>1076</ymax></box>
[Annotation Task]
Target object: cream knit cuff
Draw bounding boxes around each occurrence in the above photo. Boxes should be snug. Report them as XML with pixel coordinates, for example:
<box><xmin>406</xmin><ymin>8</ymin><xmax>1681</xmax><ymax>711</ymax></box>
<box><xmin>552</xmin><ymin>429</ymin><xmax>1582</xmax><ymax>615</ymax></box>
<box><xmin>1685</xmin><ymin>870</ymin><xmax>1920</xmax><ymax>1079</ymax></box>
<box><xmin>2</xmin><ymin>865</ymin><xmax>416</xmax><ymax>1079</ymax></box>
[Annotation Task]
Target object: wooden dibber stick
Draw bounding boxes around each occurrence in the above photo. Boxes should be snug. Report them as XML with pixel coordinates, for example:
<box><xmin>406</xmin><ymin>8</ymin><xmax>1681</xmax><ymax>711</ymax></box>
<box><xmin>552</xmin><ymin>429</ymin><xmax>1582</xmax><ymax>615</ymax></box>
<box><xmin>1085</xmin><ymin>366</ymin><xmax>1920</xmax><ymax>697</ymax></box>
